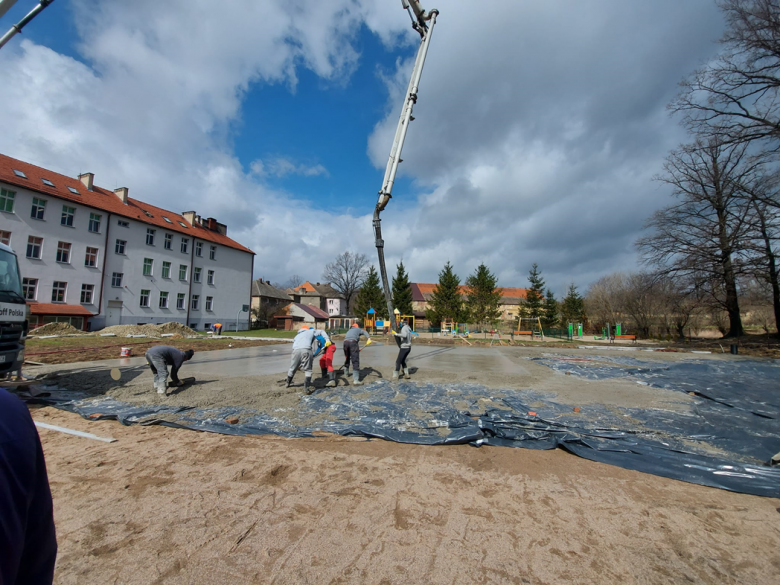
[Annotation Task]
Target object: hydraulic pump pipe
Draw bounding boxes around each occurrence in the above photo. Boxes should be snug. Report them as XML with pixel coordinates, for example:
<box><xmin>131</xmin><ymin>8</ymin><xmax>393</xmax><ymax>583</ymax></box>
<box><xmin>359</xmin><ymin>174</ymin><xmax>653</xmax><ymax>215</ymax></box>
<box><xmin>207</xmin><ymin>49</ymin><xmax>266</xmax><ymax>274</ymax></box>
<box><xmin>373</xmin><ymin>4</ymin><xmax>438</xmax><ymax>332</ymax></box>
<box><xmin>0</xmin><ymin>0</ymin><xmax>55</xmax><ymax>50</ymax></box>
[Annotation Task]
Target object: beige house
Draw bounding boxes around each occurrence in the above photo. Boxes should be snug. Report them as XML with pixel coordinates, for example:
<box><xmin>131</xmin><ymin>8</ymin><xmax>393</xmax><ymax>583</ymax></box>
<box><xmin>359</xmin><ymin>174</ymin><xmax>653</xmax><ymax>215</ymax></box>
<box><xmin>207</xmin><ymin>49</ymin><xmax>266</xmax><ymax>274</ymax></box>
<box><xmin>410</xmin><ymin>283</ymin><xmax>528</xmax><ymax>324</ymax></box>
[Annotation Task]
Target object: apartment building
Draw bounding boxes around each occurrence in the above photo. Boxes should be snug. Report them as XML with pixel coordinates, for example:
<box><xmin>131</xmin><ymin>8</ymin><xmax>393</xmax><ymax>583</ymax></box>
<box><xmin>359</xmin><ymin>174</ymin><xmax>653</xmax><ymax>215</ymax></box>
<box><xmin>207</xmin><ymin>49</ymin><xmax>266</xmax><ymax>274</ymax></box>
<box><xmin>0</xmin><ymin>153</ymin><xmax>254</xmax><ymax>331</ymax></box>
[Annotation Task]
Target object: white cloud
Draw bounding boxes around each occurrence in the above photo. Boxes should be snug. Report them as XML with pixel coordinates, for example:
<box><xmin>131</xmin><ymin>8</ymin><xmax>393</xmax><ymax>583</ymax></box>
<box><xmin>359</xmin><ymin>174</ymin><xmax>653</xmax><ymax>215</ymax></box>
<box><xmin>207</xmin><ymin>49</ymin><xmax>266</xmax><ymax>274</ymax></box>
<box><xmin>0</xmin><ymin>0</ymin><xmax>725</xmax><ymax>295</ymax></box>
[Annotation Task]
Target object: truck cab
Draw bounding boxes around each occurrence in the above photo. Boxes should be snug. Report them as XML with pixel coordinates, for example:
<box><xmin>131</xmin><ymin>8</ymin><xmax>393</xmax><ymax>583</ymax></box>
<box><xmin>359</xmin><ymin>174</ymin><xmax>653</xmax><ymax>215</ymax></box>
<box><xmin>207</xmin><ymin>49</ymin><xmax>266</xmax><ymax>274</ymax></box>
<box><xmin>0</xmin><ymin>242</ymin><xmax>28</xmax><ymax>379</ymax></box>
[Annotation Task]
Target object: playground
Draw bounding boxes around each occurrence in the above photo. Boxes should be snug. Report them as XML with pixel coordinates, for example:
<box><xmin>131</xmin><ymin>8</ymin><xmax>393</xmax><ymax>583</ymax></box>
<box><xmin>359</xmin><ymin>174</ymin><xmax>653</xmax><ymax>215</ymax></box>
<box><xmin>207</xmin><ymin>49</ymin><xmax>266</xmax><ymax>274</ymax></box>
<box><xmin>24</xmin><ymin>341</ymin><xmax>780</xmax><ymax>584</ymax></box>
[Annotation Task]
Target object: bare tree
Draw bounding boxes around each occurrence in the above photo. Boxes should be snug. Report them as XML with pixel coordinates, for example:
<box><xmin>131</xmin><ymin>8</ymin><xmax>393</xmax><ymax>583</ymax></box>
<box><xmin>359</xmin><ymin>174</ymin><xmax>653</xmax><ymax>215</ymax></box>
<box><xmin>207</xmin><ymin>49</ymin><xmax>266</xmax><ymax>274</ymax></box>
<box><xmin>284</xmin><ymin>274</ymin><xmax>304</xmax><ymax>289</ymax></box>
<box><xmin>746</xmin><ymin>199</ymin><xmax>780</xmax><ymax>334</ymax></box>
<box><xmin>637</xmin><ymin>139</ymin><xmax>760</xmax><ymax>337</ymax></box>
<box><xmin>323</xmin><ymin>252</ymin><xmax>369</xmax><ymax>310</ymax></box>
<box><xmin>585</xmin><ymin>273</ymin><xmax>626</xmax><ymax>331</ymax></box>
<box><xmin>671</xmin><ymin>1</ymin><xmax>780</xmax><ymax>148</ymax></box>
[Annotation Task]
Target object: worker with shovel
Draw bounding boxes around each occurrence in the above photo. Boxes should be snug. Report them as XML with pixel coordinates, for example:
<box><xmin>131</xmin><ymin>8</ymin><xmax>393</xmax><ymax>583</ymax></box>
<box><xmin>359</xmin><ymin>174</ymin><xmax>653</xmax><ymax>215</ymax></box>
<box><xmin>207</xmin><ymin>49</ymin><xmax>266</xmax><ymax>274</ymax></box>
<box><xmin>286</xmin><ymin>325</ymin><xmax>330</xmax><ymax>395</ymax></box>
<box><xmin>145</xmin><ymin>345</ymin><xmax>195</xmax><ymax>395</ymax></box>
<box><xmin>392</xmin><ymin>318</ymin><xmax>413</xmax><ymax>380</ymax></box>
<box><xmin>343</xmin><ymin>322</ymin><xmax>371</xmax><ymax>386</ymax></box>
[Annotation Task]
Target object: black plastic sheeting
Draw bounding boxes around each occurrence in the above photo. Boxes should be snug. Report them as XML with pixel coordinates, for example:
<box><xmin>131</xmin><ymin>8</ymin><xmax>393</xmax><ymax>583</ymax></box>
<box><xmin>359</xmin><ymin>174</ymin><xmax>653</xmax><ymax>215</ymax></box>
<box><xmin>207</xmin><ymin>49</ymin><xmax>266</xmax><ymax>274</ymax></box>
<box><xmin>29</xmin><ymin>356</ymin><xmax>780</xmax><ymax>498</ymax></box>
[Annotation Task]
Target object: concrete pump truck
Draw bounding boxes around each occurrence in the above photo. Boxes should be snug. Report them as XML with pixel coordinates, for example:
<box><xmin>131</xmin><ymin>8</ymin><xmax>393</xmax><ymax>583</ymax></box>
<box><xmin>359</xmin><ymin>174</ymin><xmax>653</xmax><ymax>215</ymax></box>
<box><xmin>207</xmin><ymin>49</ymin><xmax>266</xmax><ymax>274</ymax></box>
<box><xmin>373</xmin><ymin>0</ymin><xmax>439</xmax><ymax>333</ymax></box>
<box><xmin>0</xmin><ymin>242</ymin><xmax>28</xmax><ymax>382</ymax></box>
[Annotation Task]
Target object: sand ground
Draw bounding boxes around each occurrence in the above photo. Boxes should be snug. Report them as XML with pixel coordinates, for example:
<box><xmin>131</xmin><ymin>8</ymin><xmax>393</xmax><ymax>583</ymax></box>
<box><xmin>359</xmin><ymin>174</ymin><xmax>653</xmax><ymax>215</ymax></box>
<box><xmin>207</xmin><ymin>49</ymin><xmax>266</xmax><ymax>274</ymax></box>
<box><xmin>24</xmin><ymin>344</ymin><xmax>780</xmax><ymax>584</ymax></box>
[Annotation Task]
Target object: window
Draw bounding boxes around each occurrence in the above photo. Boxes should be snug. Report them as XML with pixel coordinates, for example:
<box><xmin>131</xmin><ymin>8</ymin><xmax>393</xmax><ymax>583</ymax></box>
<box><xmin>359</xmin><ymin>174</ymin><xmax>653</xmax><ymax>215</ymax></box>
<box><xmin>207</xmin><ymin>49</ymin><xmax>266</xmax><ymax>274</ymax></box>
<box><xmin>177</xmin><ymin>293</ymin><xmax>186</xmax><ymax>310</ymax></box>
<box><xmin>56</xmin><ymin>241</ymin><xmax>72</xmax><ymax>263</ymax></box>
<box><xmin>178</xmin><ymin>221</ymin><xmax>188</xmax><ymax>228</ymax></box>
<box><xmin>163</xmin><ymin>216</ymin><xmax>172</xmax><ymax>223</ymax></box>
<box><xmin>61</xmin><ymin>205</ymin><xmax>75</xmax><ymax>227</ymax></box>
<box><xmin>42</xmin><ymin>178</ymin><xmax>55</xmax><ymax>187</ymax></box>
<box><xmin>140</xmin><ymin>289</ymin><xmax>150</xmax><ymax>307</ymax></box>
<box><xmin>22</xmin><ymin>278</ymin><xmax>37</xmax><ymax>301</ymax></box>
<box><xmin>194</xmin><ymin>267</ymin><xmax>202</xmax><ymax>283</ymax></box>
<box><xmin>207</xmin><ymin>270</ymin><xmax>214</xmax><ymax>285</ymax></box>
<box><xmin>0</xmin><ymin>188</ymin><xmax>15</xmax><ymax>212</ymax></box>
<box><xmin>143</xmin><ymin>258</ymin><xmax>153</xmax><ymax>276</ymax></box>
<box><xmin>68</xmin><ymin>186</ymin><xmax>80</xmax><ymax>195</ymax></box>
<box><xmin>111</xmin><ymin>272</ymin><xmax>123</xmax><ymax>287</ymax></box>
<box><xmin>12</xmin><ymin>169</ymin><xmax>26</xmax><ymax>179</ymax></box>
<box><xmin>0</xmin><ymin>230</ymin><xmax>10</xmax><ymax>246</ymax></box>
<box><xmin>161</xmin><ymin>261</ymin><xmax>171</xmax><ymax>279</ymax></box>
<box><xmin>159</xmin><ymin>291</ymin><xmax>169</xmax><ymax>309</ymax></box>
<box><xmin>179</xmin><ymin>264</ymin><xmax>187</xmax><ymax>280</ymax></box>
<box><xmin>164</xmin><ymin>233</ymin><xmax>172</xmax><ymax>250</ymax></box>
<box><xmin>206</xmin><ymin>296</ymin><xmax>214</xmax><ymax>311</ymax></box>
<box><xmin>88</xmin><ymin>213</ymin><xmax>101</xmax><ymax>233</ymax></box>
<box><xmin>146</xmin><ymin>228</ymin><xmax>155</xmax><ymax>246</ymax></box>
<box><xmin>117</xmin><ymin>219</ymin><xmax>129</xmax><ymax>228</ymax></box>
<box><xmin>26</xmin><ymin>236</ymin><xmax>43</xmax><ymax>259</ymax></box>
<box><xmin>195</xmin><ymin>242</ymin><xmax>203</xmax><ymax>257</ymax></box>
<box><xmin>191</xmin><ymin>295</ymin><xmax>199</xmax><ymax>310</ymax></box>
<box><xmin>52</xmin><ymin>281</ymin><xmax>67</xmax><ymax>303</ymax></box>
<box><xmin>84</xmin><ymin>247</ymin><xmax>98</xmax><ymax>267</ymax></box>
<box><xmin>30</xmin><ymin>197</ymin><xmax>46</xmax><ymax>220</ymax></box>
<box><xmin>80</xmin><ymin>284</ymin><xmax>94</xmax><ymax>304</ymax></box>
<box><xmin>115</xmin><ymin>239</ymin><xmax>126</xmax><ymax>254</ymax></box>
<box><xmin>181</xmin><ymin>237</ymin><xmax>189</xmax><ymax>253</ymax></box>
<box><xmin>209</xmin><ymin>245</ymin><xmax>216</xmax><ymax>260</ymax></box>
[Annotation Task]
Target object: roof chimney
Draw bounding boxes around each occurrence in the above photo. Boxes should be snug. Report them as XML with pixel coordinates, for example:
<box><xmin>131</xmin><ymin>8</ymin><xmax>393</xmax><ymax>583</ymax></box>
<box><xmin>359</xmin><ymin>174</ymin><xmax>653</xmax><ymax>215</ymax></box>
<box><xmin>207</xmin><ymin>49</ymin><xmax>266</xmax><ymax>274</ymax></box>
<box><xmin>182</xmin><ymin>211</ymin><xmax>196</xmax><ymax>226</ymax></box>
<box><xmin>79</xmin><ymin>172</ymin><xmax>94</xmax><ymax>191</ymax></box>
<box><xmin>114</xmin><ymin>187</ymin><xmax>129</xmax><ymax>204</ymax></box>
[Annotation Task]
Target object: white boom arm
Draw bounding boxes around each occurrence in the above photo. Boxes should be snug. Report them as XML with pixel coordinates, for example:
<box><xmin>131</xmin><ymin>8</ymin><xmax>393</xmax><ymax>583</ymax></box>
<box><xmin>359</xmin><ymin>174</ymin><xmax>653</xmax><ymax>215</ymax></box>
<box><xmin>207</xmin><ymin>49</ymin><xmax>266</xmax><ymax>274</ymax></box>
<box><xmin>373</xmin><ymin>0</ymin><xmax>438</xmax><ymax>332</ymax></box>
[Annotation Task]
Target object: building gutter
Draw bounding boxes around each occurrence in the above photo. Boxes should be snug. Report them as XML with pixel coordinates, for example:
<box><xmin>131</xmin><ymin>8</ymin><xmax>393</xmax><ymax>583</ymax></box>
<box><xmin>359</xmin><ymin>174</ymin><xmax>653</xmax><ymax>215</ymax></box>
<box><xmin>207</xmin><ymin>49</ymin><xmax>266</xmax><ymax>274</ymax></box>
<box><xmin>95</xmin><ymin>211</ymin><xmax>112</xmax><ymax>329</ymax></box>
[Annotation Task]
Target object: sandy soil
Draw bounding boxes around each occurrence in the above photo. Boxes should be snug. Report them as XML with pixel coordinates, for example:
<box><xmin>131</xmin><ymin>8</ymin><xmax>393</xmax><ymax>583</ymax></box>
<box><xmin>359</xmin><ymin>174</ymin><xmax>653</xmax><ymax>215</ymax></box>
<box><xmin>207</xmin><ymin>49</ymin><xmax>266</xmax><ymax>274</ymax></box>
<box><xmin>34</xmin><ymin>406</ymin><xmax>780</xmax><ymax>585</ymax></box>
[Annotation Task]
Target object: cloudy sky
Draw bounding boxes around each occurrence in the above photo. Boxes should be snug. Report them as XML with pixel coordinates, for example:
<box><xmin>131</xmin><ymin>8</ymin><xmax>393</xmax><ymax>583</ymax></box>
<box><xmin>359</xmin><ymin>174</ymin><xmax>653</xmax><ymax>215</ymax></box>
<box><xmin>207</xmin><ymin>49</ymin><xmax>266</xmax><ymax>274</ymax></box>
<box><xmin>0</xmin><ymin>0</ymin><xmax>725</xmax><ymax>295</ymax></box>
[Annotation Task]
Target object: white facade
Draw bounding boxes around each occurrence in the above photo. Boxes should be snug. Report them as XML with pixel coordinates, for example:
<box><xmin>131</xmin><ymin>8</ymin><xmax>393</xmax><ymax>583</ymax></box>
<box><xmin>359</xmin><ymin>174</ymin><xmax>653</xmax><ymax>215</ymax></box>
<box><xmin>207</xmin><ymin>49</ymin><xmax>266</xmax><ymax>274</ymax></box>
<box><xmin>1</xmin><ymin>174</ymin><xmax>254</xmax><ymax>331</ymax></box>
<box><xmin>326</xmin><ymin>297</ymin><xmax>346</xmax><ymax>316</ymax></box>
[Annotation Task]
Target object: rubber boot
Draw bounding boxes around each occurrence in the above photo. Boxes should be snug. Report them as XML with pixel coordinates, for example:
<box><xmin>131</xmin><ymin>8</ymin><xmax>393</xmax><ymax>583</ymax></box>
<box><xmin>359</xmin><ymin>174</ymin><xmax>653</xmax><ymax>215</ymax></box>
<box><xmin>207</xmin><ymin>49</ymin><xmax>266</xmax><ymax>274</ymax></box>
<box><xmin>344</xmin><ymin>365</ymin><xmax>351</xmax><ymax>377</ymax></box>
<box><xmin>285</xmin><ymin>375</ymin><xmax>293</xmax><ymax>388</ymax></box>
<box><xmin>156</xmin><ymin>382</ymin><xmax>167</xmax><ymax>395</ymax></box>
<box><xmin>352</xmin><ymin>371</ymin><xmax>363</xmax><ymax>386</ymax></box>
<box><xmin>404</xmin><ymin>367</ymin><xmax>411</xmax><ymax>378</ymax></box>
<box><xmin>326</xmin><ymin>371</ymin><xmax>336</xmax><ymax>387</ymax></box>
<box><xmin>392</xmin><ymin>370</ymin><xmax>399</xmax><ymax>380</ymax></box>
<box><xmin>304</xmin><ymin>377</ymin><xmax>313</xmax><ymax>395</ymax></box>
<box><xmin>321</xmin><ymin>367</ymin><xmax>327</xmax><ymax>379</ymax></box>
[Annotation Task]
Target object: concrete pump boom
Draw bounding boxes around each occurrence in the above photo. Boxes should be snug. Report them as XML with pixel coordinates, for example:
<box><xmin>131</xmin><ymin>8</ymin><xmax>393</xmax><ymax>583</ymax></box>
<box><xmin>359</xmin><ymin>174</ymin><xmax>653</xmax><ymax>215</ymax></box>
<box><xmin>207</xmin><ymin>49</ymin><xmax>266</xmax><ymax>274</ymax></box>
<box><xmin>0</xmin><ymin>0</ymin><xmax>56</xmax><ymax>51</ymax></box>
<box><xmin>373</xmin><ymin>0</ymin><xmax>438</xmax><ymax>332</ymax></box>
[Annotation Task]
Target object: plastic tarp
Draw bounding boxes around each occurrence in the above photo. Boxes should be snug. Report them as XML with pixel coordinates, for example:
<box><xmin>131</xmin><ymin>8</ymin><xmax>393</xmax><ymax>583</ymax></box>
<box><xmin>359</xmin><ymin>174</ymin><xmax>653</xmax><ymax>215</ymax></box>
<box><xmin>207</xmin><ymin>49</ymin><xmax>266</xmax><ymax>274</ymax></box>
<box><xmin>26</xmin><ymin>356</ymin><xmax>780</xmax><ymax>498</ymax></box>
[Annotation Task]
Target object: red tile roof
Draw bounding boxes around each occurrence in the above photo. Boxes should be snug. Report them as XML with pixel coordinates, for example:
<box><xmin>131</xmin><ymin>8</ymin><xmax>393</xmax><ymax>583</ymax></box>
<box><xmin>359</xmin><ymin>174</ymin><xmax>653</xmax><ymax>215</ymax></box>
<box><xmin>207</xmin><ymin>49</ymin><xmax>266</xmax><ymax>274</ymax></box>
<box><xmin>411</xmin><ymin>283</ymin><xmax>527</xmax><ymax>302</ymax></box>
<box><xmin>0</xmin><ymin>153</ymin><xmax>253</xmax><ymax>254</ymax></box>
<box><xmin>28</xmin><ymin>303</ymin><xmax>95</xmax><ymax>316</ymax></box>
<box><xmin>294</xmin><ymin>302</ymin><xmax>329</xmax><ymax>319</ymax></box>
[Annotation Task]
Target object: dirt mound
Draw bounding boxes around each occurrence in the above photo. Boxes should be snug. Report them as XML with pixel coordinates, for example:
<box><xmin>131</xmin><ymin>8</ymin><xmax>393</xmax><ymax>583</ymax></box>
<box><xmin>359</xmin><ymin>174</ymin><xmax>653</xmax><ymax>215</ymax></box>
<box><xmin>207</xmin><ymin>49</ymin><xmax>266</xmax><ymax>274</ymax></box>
<box><xmin>31</xmin><ymin>323</ymin><xmax>86</xmax><ymax>336</ymax></box>
<box><xmin>97</xmin><ymin>322</ymin><xmax>198</xmax><ymax>338</ymax></box>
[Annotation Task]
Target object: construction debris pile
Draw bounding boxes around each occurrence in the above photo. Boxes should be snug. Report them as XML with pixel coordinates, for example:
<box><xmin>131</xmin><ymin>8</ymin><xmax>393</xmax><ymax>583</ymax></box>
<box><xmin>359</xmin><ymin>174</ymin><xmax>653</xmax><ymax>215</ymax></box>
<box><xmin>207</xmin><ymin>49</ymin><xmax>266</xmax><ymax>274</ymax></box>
<box><xmin>30</xmin><ymin>323</ymin><xmax>87</xmax><ymax>336</ymax></box>
<box><xmin>29</xmin><ymin>322</ymin><xmax>199</xmax><ymax>338</ymax></box>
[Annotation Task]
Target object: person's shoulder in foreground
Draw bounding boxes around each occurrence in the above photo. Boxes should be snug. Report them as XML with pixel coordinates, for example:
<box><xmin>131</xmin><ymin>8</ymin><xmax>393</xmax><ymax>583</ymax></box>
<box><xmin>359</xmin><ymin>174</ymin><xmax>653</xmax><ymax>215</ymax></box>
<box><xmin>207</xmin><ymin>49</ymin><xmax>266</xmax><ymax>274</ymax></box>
<box><xmin>0</xmin><ymin>389</ymin><xmax>57</xmax><ymax>585</ymax></box>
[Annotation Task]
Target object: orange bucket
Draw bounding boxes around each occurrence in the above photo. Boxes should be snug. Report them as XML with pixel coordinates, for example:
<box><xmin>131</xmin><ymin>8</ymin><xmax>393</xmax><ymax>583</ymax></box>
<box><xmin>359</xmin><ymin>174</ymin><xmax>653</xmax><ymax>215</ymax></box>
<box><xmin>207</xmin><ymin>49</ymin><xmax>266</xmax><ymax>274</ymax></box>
<box><xmin>120</xmin><ymin>347</ymin><xmax>132</xmax><ymax>357</ymax></box>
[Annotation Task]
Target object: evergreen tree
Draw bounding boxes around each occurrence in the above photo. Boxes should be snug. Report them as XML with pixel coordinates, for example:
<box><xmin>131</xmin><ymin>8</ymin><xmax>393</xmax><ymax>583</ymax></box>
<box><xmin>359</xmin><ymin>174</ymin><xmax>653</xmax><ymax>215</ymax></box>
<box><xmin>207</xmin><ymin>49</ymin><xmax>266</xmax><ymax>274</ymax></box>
<box><xmin>426</xmin><ymin>261</ymin><xmax>464</xmax><ymax>325</ymax></box>
<box><xmin>560</xmin><ymin>283</ymin><xmax>586</xmax><ymax>326</ymax></box>
<box><xmin>392</xmin><ymin>261</ymin><xmax>413</xmax><ymax>316</ymax></box>
<box><xmin>522</xmin><ymin>263</ymin><xmax>545</xmax><ymax>320</ymax></box>
<box><xmin>541</xmin><ymin>289</ymin><xmax>559</xmax><ymax>328</ymax></box>
<box><xmin>355</xmin><ymin>266</ymin><xmax>387</xmax><ymax>321</ymax></box>
<box><xmin>465</xmin><ymin>263</ymin><xmax>502</xmax><ymax>329</ymax></box>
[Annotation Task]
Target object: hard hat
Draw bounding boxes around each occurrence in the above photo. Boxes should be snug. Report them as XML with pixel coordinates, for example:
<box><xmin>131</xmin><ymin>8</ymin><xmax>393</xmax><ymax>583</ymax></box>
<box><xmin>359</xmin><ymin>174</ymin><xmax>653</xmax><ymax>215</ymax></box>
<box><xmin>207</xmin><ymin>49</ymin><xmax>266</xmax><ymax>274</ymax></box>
<box><xmin>351</xmin><ymin>323</ymin><xmax>359</xmax><ymax>327</ymax></box>
<box><xmin>300</xmin><ymin>324</ymin><xmax>310</xmax><ymax>330</ymax></box>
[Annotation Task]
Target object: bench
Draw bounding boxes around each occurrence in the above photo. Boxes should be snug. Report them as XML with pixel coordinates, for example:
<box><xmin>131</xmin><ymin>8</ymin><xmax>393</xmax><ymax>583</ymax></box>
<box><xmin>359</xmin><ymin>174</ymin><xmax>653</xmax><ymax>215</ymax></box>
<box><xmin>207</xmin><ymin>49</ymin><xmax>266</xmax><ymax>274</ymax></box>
<box><xmin>513</xmin><ymin>331</ymin><xmax>534</xmax><ymax>335</ymax></box>
<box><xmin>615</xmin><ymin>335</ymin><xmax>636</xmax><ymax>343</ymax></box>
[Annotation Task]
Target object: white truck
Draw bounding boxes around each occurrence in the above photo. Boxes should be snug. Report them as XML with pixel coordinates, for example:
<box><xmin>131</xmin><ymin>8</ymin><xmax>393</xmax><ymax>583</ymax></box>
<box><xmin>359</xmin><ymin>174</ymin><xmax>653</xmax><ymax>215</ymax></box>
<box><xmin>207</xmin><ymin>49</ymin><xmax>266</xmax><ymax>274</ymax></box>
<box><xmin>0</xmin><ymin>242</ymin><xmax>28</xmax><ymax>380</ymax></box>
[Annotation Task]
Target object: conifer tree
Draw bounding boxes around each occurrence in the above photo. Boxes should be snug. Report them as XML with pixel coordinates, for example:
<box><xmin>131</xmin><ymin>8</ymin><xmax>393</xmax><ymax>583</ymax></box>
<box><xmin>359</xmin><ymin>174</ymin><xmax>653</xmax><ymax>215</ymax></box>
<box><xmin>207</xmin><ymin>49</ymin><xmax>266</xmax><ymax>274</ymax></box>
<box><xmin>523</xmin><ymin>263</ymin><xmax>545</xmax><ymax>320</ymax></box>
<box><xmin>560</xmin><ymin>283</ymin><xmax>586</xmax><ymax>325</ymax></box>
<box><xmin>542</xmin><ymin>289</ymin><xmax>560</xmax><ymax>328</ymax></box>
<box><xmin>355</xmin><ymin>266</ymin><xmax>387</xmax><ymax>321</ymax></box>
<box><xmin>465</xmin><ymin>263</ymin><xmax>502</xmax><ymax>329</ymax></box>
<box><xmin>426</xmin><ymin>261</ymin><xmax>465</xmax><ymax>325</ymax></box>
<box><xmin>392</xmin><ymin>261</ymin><xmax>413</xmax><ymax>316</ymax></box>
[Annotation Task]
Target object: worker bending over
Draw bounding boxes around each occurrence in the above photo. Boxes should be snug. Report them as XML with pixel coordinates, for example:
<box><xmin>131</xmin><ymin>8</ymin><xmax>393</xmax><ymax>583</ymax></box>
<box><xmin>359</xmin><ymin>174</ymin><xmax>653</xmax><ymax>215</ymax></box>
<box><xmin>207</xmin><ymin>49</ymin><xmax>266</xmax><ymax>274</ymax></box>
<box><xmin>145</xmin><ymin>345</ymin><xmax>195</xmax><ymax>395</ymax></box>
<box><xmin>287</xmin><ymin>325</ymin><xmax>330</xmax><ymax>395</ymax></box>
<box><xmin>343</xmin><ymin>322</ymin><xmax>371</xmax><ymax>386</ymax></box>
<box><xmin>319</xmin><ymin>338</ymin><xmax>338</xmax><ymax>387</ymax></box>
<box><xmin>393</xmin><ymin>318</ymin><xmax>413</xmax><ymax>380</ymax></box>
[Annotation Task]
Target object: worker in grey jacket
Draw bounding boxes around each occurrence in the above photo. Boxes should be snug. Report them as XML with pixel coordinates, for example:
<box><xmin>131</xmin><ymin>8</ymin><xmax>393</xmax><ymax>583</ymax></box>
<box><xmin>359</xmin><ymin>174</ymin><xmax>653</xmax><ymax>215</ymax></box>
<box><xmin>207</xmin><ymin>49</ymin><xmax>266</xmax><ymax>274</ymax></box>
<box><xmin>343</xmin><ymin>322</ymin><xmax>371</xmax><ymax>386</ymax></box>
<box><xmin>145</xmin><ymin>346</ymin><xmax>195</xmax><ymax>395</ymax></box>
<box><xmin>393</xmin><ymin>318</ymin><xmax>413</xmax><ymax>380</ymax></box>
<box><xmin>287</xmin><ymin>325</ymin><xmax>330</xmax><ymax>394</ymax></box>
